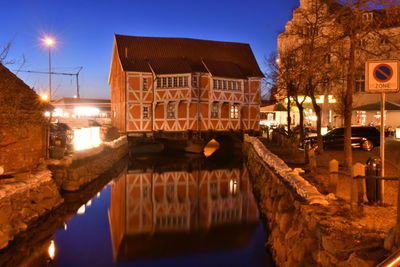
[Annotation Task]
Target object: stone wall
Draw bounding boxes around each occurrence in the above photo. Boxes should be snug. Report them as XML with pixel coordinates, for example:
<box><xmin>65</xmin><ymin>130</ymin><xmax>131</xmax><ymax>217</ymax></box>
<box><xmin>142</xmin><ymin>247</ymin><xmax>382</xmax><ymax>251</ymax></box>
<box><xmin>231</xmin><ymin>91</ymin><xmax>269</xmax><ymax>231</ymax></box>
<box><xmin>48</xmin><ymin>136</ymin><xmax>128</xmax><ymax>191</ymax></box>
<box><xmin>0</xmin><ymin>119</ymin><xmax>47</xmax><ymax>174</ymax></box>
<box><xmin>243</xmin><ymin>135</ymin><xmax>388</xmax><ymax>266</ymax></box>
<box><xmin>0</xmin><ymin>170</ymin><xmax>63</xmax><ymax>249</ymax></box>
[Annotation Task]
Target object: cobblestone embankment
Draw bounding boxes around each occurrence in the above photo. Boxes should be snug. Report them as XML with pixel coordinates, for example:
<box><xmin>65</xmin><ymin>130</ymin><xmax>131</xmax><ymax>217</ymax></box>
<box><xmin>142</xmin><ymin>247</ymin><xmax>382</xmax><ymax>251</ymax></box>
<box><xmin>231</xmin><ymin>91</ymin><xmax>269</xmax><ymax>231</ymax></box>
<box><xmin>0</xmin><ymin>170</ymin><xmax>63</xmax><ymax>249</ymax></box>
<box><xmin>244</xmin><ymin>135</ymin><xmax>388</xmax><ymax>266</ymax></box>
<box><xmin>48</xmin><ymin>136</ymin><xmax>128</xmax><ymax>191</ymax></box>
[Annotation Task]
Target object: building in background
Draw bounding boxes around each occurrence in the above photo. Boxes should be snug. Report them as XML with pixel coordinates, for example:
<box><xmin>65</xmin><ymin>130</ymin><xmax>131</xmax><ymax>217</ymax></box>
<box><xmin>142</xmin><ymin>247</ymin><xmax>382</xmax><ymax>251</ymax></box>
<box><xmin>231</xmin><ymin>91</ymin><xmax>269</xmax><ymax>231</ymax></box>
<box><xmin>108</xmin><ymin>35</ymin><xmax>263</xmax><ymax>136</ymax></box>
<box><xmin>50</xmin><ymin>97</ymin><xmax>111</xmax><ymax>124</ymax></box>
<box><xmin>277</xmin><ymin>0</ymin><xmax>400</xmax><ymax>129</ymax></box>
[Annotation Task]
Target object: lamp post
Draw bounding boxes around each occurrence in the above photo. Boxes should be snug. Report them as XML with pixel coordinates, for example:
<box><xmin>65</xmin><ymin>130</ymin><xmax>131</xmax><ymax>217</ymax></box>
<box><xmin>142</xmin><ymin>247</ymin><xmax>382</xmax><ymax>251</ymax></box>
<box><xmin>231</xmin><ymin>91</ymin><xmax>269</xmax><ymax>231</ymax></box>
<box><xmin>43</xmin><ymin>37</ymin><xmax>55</xmax><ymax>101</ymax></box>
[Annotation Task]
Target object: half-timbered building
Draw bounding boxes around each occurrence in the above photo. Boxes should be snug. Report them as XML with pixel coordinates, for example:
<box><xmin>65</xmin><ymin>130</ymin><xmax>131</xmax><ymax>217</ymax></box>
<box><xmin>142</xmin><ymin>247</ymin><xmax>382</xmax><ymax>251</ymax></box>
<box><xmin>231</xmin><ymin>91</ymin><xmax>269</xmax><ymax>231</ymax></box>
<box><xmin>108</xmin><ymin>35</ymin><xmax>263</xmax><ymax>136</ymax></box>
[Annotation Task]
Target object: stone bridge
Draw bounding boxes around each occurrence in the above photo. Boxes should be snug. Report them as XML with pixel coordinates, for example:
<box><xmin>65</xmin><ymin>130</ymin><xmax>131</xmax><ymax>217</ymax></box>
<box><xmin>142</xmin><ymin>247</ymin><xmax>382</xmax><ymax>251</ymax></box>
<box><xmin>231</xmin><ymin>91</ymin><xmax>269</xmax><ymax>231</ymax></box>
<box><xmin>128</xmin><ymin>130</ymin><xmax>259</xmax><ymax>154</ymax></box>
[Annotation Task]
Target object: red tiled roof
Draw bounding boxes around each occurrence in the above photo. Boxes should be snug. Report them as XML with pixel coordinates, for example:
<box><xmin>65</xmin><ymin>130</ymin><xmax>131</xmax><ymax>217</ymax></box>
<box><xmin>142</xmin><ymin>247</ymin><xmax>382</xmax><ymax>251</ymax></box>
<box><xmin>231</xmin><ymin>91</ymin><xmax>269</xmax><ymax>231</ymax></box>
<box><xmin>114</xmin><ymin>35</ymin><xmax>264</xmax><ymax>79</ymax></box>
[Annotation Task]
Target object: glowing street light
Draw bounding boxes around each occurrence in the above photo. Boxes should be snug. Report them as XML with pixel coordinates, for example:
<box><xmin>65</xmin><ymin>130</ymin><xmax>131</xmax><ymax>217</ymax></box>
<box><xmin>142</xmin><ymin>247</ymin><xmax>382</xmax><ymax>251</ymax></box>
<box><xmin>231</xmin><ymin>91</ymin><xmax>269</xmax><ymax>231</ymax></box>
<box><xmin>42</xmin><ymin>36</ymin><xmax>55</xmax><ymax>101</ymax></box>
<box><xmin>40</xmin><ymin>93</ymin><xmax>49</xmax><ymax>102</ymax></box>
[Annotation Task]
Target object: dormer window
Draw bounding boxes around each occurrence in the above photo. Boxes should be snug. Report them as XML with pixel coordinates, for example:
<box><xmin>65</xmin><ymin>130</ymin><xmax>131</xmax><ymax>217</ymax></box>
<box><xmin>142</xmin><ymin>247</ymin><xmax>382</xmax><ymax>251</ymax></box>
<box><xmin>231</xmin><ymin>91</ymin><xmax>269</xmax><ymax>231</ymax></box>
<box><xmin>192</xmin><ymin>75</ymin><xmax>199</xmax><ymax>88</ymax></box>
<box><xmin>156</xmin><ymin>75</ymin><xmax>189</xmax><ymax>89</ymax></box>
<box><xmin>142</xmin><ymin>78</ymin><xmax>148</xmax><ymax>91</ymax></box>
<box><xmin>362</xmin><ymin>12</ymin><xmax>373</xmax><ymax>21</ymax></box>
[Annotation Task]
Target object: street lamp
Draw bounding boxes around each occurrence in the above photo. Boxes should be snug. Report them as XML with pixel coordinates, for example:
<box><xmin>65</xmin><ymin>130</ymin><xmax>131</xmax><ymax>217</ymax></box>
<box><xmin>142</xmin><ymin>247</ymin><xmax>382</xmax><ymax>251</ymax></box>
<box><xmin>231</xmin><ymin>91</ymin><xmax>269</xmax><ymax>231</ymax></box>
<box><xmin>42</xmin><ymin>36</ymin><xmax>55</xmax><ymax>101</ymax></box>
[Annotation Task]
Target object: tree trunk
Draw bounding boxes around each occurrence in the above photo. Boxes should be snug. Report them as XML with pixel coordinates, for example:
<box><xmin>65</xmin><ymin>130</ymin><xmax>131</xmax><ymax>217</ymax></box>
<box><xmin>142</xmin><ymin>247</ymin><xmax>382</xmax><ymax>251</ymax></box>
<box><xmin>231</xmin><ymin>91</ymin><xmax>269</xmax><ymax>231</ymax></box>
<box><xmin>295</xmin><ymin>99</ymin><xmax>305</xmax><ymax>140</ymax></box>
<box><xmin>311</xmin><ymin>94</ymin><xmax>323</xmax><ymax>152</ymax></box>
<box><xmin>287</xmin><ymin>95</ymin><xmax>291</xmax><ymax>132</ymax></box>
<box><xmin>344</xmin><ymin>34</ymin><xmax>355</xmax><ymax>170</ymax></box>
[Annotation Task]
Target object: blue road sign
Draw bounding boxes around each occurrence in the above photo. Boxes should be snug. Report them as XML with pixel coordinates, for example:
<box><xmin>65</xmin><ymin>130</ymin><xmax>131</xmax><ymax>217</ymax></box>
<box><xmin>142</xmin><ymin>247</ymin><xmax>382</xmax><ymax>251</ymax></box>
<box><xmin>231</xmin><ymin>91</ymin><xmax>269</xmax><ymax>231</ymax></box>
<box><xmin>373</xmin><ymin>64</ymin><xmax>393</xmax><ymax>83</ymax></box>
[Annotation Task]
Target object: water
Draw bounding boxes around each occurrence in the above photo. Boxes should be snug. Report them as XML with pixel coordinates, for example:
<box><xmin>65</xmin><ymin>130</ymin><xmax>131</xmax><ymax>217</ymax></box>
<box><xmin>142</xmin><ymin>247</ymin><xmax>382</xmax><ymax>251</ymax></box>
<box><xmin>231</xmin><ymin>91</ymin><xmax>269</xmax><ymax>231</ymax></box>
<box><xmin>0</xmin><ymin>151</ymin><xmax>274</xmax><ymax>267</ymax></box>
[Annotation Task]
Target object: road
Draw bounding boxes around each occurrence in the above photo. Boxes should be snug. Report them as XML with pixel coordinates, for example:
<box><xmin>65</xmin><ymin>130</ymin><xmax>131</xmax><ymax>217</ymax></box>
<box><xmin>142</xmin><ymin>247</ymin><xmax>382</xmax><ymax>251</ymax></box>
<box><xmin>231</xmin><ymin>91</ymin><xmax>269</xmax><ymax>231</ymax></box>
<box><xmin>316</xmin><ymin>137</ymin><xmax>400</xmax><ymax>204</ymax></box>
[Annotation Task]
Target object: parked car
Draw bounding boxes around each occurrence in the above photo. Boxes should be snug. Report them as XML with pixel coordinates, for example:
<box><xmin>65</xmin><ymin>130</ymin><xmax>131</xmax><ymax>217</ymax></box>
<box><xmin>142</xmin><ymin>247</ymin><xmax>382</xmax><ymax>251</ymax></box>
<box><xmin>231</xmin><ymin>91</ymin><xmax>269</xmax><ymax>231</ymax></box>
<box><xmin>302</xmin><ymin>126</ymin><xmax>380</xmax><ymax>151</ymax></box>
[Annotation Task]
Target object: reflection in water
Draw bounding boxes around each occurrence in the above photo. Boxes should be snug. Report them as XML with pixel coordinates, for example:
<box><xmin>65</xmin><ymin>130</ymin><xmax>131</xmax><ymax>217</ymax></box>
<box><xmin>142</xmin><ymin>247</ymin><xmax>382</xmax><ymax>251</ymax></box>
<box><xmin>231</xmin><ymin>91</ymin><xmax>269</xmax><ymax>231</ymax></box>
<box><xmin>0</xmin><ymin>153</ymin><xmax>272</xmax><ymax>266</ymax></box>
<box><xmin>109</xmin><ymin>156</ymin><xmax>260</xmax><ymax>262</ymax></box>
<box><xmin>203</xmin><ymin>139</ymin><xmax>220</xmax><ymax>157</ymax></box>
<box><xmin>48</xmin><ymin>240</ymin><xmax>55</xmax><ymax>260</ymax></box>
<box><xmin>77</xmin><ymin>204</ymin><xmax>86</xmax><ymax>215</ymax></box>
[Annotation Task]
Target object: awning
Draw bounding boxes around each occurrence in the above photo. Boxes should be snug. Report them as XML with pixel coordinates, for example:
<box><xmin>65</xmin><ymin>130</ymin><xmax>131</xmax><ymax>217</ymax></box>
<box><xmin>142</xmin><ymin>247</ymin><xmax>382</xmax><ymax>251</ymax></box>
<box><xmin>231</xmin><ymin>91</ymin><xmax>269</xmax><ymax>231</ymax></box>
<box><xmin>353</xmin><ymin>101</ymin><xmax>400</xmax><ymax>111</ymax></box>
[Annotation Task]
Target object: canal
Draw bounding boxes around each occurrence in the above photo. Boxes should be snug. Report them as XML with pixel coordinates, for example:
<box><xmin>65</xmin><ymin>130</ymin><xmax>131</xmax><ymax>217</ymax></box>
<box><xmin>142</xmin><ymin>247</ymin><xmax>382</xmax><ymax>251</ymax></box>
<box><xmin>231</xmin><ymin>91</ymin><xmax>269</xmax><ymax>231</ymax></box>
<box><xmin>0</xmin><ymin>149</ymin><xmax>274</xmax><ymax>266</ymax></box>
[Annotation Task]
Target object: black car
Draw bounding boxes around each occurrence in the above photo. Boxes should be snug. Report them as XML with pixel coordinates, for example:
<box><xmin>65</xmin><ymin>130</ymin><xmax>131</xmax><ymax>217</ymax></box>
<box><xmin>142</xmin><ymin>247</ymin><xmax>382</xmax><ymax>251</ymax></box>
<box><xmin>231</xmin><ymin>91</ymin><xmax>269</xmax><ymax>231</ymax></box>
<box><xmin>303</xmin><ymin>126</ymin><xmax>380</xmax><ymax>151</ymax></box>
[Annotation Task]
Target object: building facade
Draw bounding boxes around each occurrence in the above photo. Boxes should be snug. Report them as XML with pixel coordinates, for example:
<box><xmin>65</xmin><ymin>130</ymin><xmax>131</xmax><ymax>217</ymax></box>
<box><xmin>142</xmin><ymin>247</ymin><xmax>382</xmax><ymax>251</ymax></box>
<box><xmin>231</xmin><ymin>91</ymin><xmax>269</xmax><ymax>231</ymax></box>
<box><xmin>109</xmin><ymin>35</ymin><xmax>263</xmax><ymax>135</ymax></box>
<box><xmin>277</xmin><ymin>0</ymin><xmax>400</xmax><ymax>129</ymax></box>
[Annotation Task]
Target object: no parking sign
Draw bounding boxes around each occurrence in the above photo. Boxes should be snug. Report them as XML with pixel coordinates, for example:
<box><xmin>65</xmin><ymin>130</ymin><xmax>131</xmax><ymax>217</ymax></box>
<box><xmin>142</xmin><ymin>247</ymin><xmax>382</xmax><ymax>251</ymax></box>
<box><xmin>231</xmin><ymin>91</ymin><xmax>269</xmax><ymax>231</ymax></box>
<box><xmin>366</xmin><ymin>60</ymin><xmax>399</xmax><ymax>93</ymax></box>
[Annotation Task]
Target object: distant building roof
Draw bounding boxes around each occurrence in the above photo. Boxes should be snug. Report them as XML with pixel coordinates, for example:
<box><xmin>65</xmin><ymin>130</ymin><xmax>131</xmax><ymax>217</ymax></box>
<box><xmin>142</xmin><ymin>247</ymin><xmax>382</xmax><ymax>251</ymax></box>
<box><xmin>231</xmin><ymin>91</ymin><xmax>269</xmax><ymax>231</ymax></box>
<box><xmin>113</xmin><ymin>35</ymin><xmax>264</xmax><ymax>79</ymax></box>
<box><xmin>260</xmin><ymin>103</ymin><xmax>287</xmax><ymax>112</ymax></box>
<box><xmin>52</xmin><ymin>97</ymin><xmax>110</xmax><ymax>112</ymax></box>
<box><xmin>353</xmin><ymin>101</ymin><xmax>400</xmax><ymax>111</ymax></box>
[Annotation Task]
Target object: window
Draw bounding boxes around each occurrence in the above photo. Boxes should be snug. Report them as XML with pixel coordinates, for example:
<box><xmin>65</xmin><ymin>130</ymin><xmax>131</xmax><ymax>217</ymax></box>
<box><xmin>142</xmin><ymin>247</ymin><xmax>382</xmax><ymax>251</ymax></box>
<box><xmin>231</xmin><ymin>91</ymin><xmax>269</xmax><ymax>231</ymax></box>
<box><xmin>357</xmin><ymin>39</ymin><xmax>366</xmax><ymax>47</ymax></box>
<box><xmin>157</xmin><ymin>76</ymin><xmax>189</xmax><ymax>89</ymax></box>
<box><xmin>210</xmin><ymin>182</ymin><xmax>218</xmax><ymax>199</ymax></box>
<box><xmin>142</xmin><ymin>78</ymin><xmax>148</xmax><ymax>91</ymax></box>
<box><xmin>166</xmin><ymin>184</ymin><xmax>174</xmax><ymax>202</ymax></box>
<box><xmin>308</xmin><ymin>0</ymin><xmax>316</xmax><ymax>9</ymax></box>
<box><xmin>142</xmin><ymin>186</ymin><xmax>149</xmax><ymax>199</ymax></box>
<box><xmin>192</xmin><ymin>76</ymin><xmax>199</xmax><ymax>88</ymax></box>
<box><xmin>381</xmin><ymin>38</ymin><xmax>388</xmax><ymax>45</ymax></box>
<box><xmin>228</xmin><ymin>81</ymin><xmax>232</xmax><ymax>90</ymax></box>
<box><xmin>355</xmin><ymin>74</ymin><xmax>365</xmax><ymax>93</ymax></box>
<box><xmin>167</xmin><ymin>102</ymin><xmax>175</xmax><ymax>119</ymax></box>
<box><xmin>230</xmin><ymin>104</ymin><xmax>239</xmax><ymax>119</ymax></box>
<box><xmin>324</xmin><ymin>54</ymin><xmax>331</xmax><ymax>64</ymax></box>
<box><xmin>236</xmin><ymin>81</ymin><xmax>242</xmax><ymax>91</ymax></box>
<box><xmin>143</xmin><ymin>106</ymin><xmax>149</xmax><ymax>119</ymax></box>
<box><xmin>211</xmin><ymin>102</ymin><xmax>219</xmax><ymax>118</ymax></box>
<box><xmin>363</xmin><ymin>12</ymin><xmax>373</xmax><ymax>21</ymax></box>
<box><xmin>213</xmin><ymin>79</ymin><xmax>242</xmax><ymax>91</ymax></box>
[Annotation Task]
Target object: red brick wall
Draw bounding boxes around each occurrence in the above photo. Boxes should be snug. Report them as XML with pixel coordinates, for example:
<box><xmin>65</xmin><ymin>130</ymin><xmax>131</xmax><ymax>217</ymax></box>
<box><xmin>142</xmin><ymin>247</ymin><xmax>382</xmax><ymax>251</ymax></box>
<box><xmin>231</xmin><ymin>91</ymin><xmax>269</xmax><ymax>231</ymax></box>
<box><xmin>0</xmin><ymin>119</ymin><xmax>47</xmax><ymax>173</ymax></box>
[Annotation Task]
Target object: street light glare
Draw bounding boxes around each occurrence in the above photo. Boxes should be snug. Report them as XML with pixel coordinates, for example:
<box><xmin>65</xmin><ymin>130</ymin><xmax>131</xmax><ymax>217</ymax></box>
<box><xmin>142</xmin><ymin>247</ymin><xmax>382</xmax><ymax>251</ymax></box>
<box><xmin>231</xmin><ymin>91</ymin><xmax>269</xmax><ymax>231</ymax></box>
<box><xmin>43</xmin><ymin>37</ymin><xmax>55</xmax><ymax>47</ymax></box>
<box><xmin>40</xmin><ymin>93</ymin><xmax>49</xmax><ymax>101</ymax></box>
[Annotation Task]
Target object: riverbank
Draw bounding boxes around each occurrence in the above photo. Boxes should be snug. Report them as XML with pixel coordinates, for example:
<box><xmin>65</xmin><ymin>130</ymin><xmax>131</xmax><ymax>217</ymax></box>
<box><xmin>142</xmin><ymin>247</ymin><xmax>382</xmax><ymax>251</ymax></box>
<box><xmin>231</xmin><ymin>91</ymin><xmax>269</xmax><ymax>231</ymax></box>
<box><xmin>48</xmin><ymin>135</ymin><xmax>128</xmax><ymax>191</ymax></box>
<box><xmin>244</xmin><ymin>135</ymin><xmax>390</xmax><ymax>266</ymax></box>
<box><xmin>0</xmin><ymin>169</ymin><xmax>63</xmax><ymax>249</ymax></box>
<box><xmin>0</xmin><ymin>135</ymin><xmax>128</xmax><ymax>251</ymax></box>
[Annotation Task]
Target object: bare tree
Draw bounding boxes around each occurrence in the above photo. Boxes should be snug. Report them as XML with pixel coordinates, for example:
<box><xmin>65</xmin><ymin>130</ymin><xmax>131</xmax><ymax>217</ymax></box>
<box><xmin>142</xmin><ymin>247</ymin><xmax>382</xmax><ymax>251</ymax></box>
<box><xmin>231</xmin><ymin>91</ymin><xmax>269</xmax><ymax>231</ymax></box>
<box><xmin>279</xmin><ymin>0</ymin><xmax>343</xmax><ymax>150</ymax></box>
<box><xmin>333</xmin><ymin>0</ymin><xmax>400</xmax><ymax>168</ymax></box>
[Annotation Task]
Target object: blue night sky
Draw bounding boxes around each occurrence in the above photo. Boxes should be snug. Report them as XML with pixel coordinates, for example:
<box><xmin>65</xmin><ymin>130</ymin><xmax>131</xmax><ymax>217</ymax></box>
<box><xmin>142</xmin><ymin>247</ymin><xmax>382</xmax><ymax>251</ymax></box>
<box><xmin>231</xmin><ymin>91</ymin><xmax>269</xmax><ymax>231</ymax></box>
<box><xmin>1</xmin><ymin>0</ymin><xmax>298</xmax><ymax>99</ymax></box>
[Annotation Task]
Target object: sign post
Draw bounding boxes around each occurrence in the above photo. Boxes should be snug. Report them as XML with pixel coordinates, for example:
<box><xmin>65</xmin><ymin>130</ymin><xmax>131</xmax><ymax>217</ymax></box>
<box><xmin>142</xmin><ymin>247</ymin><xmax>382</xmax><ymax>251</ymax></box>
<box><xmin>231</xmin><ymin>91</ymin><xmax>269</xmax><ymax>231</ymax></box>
<box><xmin>366</xmin><ymin>60</ymin><xmax>400</xmax><ymax>203</ymax></box>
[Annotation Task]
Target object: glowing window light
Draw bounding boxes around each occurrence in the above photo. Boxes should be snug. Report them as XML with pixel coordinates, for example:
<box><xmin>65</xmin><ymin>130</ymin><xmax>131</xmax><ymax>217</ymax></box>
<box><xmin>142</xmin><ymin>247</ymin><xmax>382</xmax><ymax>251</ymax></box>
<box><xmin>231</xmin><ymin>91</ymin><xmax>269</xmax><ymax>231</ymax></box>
<box><xmin>44</xmin><ymin>111</ymin><xmax>51</xmax><ymax>117</ymax></box>
<box><xmin>396</xmin><ymin>128</ymin><xmax>400</xmax><ymax>139</ymax></box>
<box><xmin>74</xmin><ymin>107</ymin><xmax>100</xmax><ymax>117</ymax></box>
<box><xmin>321</xmin><ymin>127</ymin><xmax>328</xmax><ymax>135</ymax></box>
<box><xmin>53</xmin><ymin>108</ymin><xmax>63</xmax><ymax>117</ymax></box>
<box><xmin>229</xmin><ymin>179</ymin><xmax>238</xmax><ymax>195</ymax></box>
<box><xmin>86</xmin><ymin>200</ymin><xmax>92</xmax><ymax>207</ymax></box>
<box><xmin>48</xmin><ymin>240</ymin><xmax>56</xmax><ymax>260</ymax></box>
<box><xmin>73</xmin><ymin>127</ymin><xmax>102</xmax><ymax>151</ymax></box>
